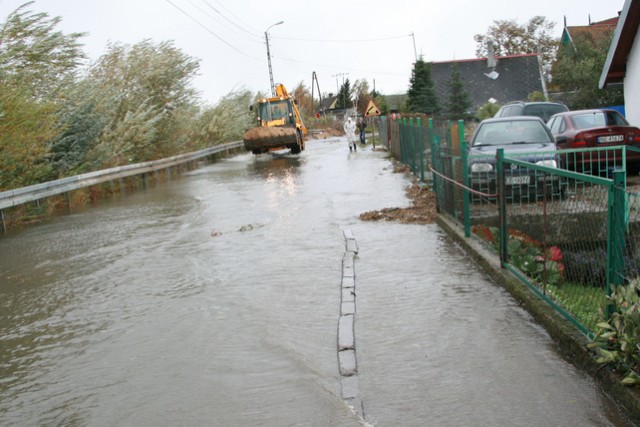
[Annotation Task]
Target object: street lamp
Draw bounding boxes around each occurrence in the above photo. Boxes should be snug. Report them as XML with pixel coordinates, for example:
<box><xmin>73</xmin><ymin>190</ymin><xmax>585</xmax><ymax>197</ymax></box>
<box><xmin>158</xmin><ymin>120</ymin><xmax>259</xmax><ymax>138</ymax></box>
<box><xmin>265</xmin><ymin>20</ymin><xmax>284</xmax><ymax>97</ymax></box>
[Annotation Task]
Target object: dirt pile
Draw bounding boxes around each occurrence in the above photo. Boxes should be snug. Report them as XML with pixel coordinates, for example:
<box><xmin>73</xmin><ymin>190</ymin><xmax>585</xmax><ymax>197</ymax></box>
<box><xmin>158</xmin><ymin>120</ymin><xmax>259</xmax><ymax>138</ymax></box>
<box><xmin>308</xmin><ymin>128</ymin><xmax>343</xmax><ymax>139</ymax></box>
<box><xmin>359</xmin><ymin>182</ymin><xmax>437</xmax><ymax>224</ymax></box>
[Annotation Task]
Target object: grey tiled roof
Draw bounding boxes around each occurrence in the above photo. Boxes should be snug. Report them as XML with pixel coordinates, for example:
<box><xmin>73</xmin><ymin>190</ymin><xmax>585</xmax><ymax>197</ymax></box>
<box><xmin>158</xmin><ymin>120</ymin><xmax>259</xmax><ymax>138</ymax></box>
<box><xmin>319</xmin><ymin>95</ymin><xmax>338</xmax><ymax>111</ymax></box>
<box><xmin>430</xmin><ymin>54</ymin><xmax>546</xmax><ymax>112</ymax></box>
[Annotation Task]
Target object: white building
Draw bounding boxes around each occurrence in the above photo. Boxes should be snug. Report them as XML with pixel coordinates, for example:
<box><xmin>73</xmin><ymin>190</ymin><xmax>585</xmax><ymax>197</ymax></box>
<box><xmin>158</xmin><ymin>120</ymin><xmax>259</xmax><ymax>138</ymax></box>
<box><xmin>600</xmin><ymin>0</ymin><xmax>640</xmax><ymax>125</ymax></box>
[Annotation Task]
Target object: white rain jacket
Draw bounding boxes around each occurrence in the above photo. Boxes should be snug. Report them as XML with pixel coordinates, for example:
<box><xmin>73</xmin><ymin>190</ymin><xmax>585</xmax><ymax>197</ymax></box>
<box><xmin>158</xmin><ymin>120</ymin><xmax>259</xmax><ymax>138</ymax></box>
<box><xmin>343</xmin><ymin>118</ymin><xmax>356</xmax><ymax>144</ymax></box>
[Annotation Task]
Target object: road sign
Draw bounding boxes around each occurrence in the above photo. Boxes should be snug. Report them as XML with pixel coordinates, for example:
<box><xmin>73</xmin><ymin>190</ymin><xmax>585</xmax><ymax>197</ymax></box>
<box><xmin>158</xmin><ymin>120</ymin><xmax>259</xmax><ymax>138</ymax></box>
<box><xmin>365</xmin><ymin>100</ymin><xmax>381</xmax><ymax>117</ymax></box>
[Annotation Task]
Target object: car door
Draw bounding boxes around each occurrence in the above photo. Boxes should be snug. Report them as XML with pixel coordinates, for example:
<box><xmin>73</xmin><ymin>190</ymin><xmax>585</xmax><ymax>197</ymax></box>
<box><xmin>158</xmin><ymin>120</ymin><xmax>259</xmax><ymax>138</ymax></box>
<box><xmin>549</xmin><ymin>116</ymin><xmax>569</xmax><ymax>149</ymax></box>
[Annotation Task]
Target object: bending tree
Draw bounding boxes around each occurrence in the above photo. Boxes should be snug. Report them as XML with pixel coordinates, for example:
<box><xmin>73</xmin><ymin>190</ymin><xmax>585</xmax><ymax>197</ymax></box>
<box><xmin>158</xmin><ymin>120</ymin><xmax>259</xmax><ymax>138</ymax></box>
<box><xmin>0</xmin><ymin>3</ymin><xmax>85</xmax><ymax>189</ymax></box>
<box><xmin>474</xmin><ymin>16</ymin><xmax>558</xmax><ymax>81</ymax></box>
<box><xmin>552</xmin><ymin>31</ymin><xmax>623</xmax><ymax>109</ymax></box>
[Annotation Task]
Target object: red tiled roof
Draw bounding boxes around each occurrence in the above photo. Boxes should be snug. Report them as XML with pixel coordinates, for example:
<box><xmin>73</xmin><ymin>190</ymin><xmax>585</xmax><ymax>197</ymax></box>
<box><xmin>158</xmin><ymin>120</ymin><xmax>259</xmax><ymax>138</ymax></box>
<box><xmin>601</xmin><ymin>0</ymin><xmax>640</xmax><ymax>87</ymax></box>
<box><xmin>565</xmin><ymin>17</ymin><xmax>618</xmax><ymax>45</ymax></box>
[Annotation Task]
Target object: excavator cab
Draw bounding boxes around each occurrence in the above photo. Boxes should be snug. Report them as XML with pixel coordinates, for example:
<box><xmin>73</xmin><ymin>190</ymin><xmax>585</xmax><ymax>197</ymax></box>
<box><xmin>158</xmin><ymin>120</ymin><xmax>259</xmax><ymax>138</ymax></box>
<box><xmin>257</xmin><ymin>100</ymin><xmax>294</xmax><ymax>125</ymax></box>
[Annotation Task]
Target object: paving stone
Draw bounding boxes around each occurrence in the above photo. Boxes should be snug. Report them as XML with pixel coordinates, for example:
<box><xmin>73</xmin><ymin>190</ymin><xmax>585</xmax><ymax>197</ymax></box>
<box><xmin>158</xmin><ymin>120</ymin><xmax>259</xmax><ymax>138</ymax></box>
<box><xmin>346</xmin><ymin>239</ymin><xmax>358</xmax><ymax>254</ymax></box>
<box><xmin>342</xmin><ymin>287</ymin><xmax>355</xmax><ymax>303</ymax></box>
<box><xmin>341</xmin><ymin>301</ymin><xmax>355</xmax><ymax>315</ymax></box>
<box><xmin>341</xmin><ymin>375</ymin><xmax>360</xmax><ymax>400</ymax></box>
<box><xmin>338</xmin><ymin>314</ymin><xmax>354</xmax><ymax>350</ymax></box>
<box><xmin>342</xmin><ymin>253</ymin><xmax>354</xmax><ymax>268</ymax></box>
<box><xmin>343</xmin><ymin>229</ymin><xmax>355</xmax><ymax>240</ymax></box>
<box><xmin>341</xmin><ymin>276</ymin><xmax>355</xmax><ymax>288</ymax></box>
<box><xmin>338</xmin><ymin>349</ymin><xmax>358</xmax><ymax>376</ymax></box>
<box><xmin>342</xmin><ymin>265</ymin><xmax>354</xmax><ymax>278</ymax></box>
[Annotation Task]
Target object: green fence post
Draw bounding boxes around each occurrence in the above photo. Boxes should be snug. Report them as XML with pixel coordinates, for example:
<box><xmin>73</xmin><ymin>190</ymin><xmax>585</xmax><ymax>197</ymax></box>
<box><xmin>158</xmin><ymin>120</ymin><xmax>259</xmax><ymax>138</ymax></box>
<box><xmin>428</xmin><ymin>118</ymin><xmax>435</xmax><ymax>183</ymax></box>
<box><xmin>401</xmin><ymin>118</ymin><xmax>407</xmax><ymax>164</ymax></box>
<box><xmin>417</xmin><ymin>117</ymin><xmax>424</xmax><ymax>181</ymax></box>
<box><xmin>408</xmin><ymin>118</ymin><xmax>416</xmax><ymax>175</ymax></box>
<box><xmin>606</xmin><ymin>170</ymin><xmax>626</xmax><ymax>319</ymax></box>
<box><xmin>460</xmin><ymin>119</ymin><xmax>470</xmax><ymax>238</ymax></box>
<box><xmin>497</xmin><ymin>148</ymin><xmax>507</xmax><ymax>267</ymax></box>
<box><xmin>429</xmin><ymin>118</ymin><xmax>438</xmax><ymax>193</ymax></box>
<box><xmin>414</xmin><ymin>121</ymin><xmax>420</xmax><ymax>177</ymax></box>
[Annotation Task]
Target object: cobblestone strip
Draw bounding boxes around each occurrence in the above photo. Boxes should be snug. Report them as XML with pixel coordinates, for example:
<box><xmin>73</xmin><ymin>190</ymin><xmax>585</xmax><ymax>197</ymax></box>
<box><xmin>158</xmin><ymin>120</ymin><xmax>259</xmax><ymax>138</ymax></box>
<box><xmin>338</xmin><ymin>229</ymin><xmax>364</xmax><ymax>417</ymax></box>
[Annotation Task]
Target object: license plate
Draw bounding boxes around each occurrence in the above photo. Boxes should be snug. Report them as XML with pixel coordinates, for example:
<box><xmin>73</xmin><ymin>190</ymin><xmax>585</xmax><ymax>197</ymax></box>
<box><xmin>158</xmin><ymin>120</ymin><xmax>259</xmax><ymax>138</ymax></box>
<box><xmin>506</xmin><ymin>175</ymin><xmax>530</xmax><ymax>185</ymax></box>
<box><xmin>597</xmin><ymin>135</ymin><xmax>624</xmax><ymax>143</ymax></box>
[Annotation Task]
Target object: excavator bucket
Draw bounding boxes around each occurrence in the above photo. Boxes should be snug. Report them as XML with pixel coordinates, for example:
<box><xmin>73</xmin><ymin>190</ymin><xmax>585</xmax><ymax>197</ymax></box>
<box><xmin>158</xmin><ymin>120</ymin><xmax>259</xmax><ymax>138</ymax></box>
<box><xmin>243</xmin><ymin>126</ymin><xmax>300</xmax><ymax>154</ymax></box>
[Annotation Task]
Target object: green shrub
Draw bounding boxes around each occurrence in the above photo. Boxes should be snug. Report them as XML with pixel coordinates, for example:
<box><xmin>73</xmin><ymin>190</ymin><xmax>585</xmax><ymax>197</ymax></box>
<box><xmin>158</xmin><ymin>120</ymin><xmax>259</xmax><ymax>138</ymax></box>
<box><xmin>588</xmin><ymin>280</ymin><xmax>640</xmax><ymax>386</ymax></box>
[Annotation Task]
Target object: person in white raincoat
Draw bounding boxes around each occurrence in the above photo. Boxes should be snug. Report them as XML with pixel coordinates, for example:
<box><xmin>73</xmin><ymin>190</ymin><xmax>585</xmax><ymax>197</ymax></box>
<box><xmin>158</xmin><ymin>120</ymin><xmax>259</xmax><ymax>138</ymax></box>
<box><xmin>344</xmin><ymin>117</ymin><xmax>357</xmax><ymax>151</ymax></box>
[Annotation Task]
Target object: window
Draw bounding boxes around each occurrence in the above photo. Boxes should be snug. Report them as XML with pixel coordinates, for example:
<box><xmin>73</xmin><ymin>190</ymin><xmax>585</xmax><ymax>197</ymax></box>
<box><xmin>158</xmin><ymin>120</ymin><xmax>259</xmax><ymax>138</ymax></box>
<box><xmin>572</xmin><ymin>113</ymin><xmax>605</xmax><ymax>130</ymax></box>
<box><xmin>523</xmin><ymin>104</ymin><xmax>568</xmax><ymax>121</ymax></box>
<box><xmin>604</xmin><ymin>110</ymin><xmax>629</xmax><ymax>126</ymax></box>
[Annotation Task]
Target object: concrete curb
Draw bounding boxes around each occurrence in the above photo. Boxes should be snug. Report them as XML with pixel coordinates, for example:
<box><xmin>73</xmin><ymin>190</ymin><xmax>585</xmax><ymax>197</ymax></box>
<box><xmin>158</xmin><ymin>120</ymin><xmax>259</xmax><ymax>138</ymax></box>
<box><xmin>436</xmin><ymin>213</ymin><xmax>640</xmax><ymax>423</ymax></box>
<box><xmin>338</xmin><ymin>229</ymin><xmax>364</xmax><ymax>417</ymax></box>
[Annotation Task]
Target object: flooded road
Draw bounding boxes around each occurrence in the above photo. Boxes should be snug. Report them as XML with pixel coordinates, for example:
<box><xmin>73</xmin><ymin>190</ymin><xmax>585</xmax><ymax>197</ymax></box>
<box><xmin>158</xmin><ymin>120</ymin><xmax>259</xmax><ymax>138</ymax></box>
<box><xmin>0</xmin><ymin>138</ymin><xmax>633</xmax><ymax>426</ymax></box>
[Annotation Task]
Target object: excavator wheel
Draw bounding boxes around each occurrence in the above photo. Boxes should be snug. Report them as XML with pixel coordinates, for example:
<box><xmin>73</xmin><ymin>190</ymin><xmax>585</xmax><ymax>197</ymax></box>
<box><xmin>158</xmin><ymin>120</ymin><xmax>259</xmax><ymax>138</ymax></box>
<box><xmin>289</xmin><ymin>129</ymin><xmax>304</xmax><ymax>154</ymax></box>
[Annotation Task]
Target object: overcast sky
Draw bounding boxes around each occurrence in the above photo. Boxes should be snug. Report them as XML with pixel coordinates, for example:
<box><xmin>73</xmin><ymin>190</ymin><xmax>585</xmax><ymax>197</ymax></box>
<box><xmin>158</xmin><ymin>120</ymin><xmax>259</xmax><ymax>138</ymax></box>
<box><xmin>0</xmin><ymin>0</ymin><xmax>625</xmax><ymax>105</ymax></box>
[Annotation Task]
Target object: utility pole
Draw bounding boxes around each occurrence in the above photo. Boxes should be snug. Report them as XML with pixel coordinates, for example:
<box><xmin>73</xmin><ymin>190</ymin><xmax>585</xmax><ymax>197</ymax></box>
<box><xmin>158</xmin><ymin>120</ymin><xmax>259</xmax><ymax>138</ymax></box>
<box><xmin>410</xmin><ymin>32</ymin><xmax>417</xmax><ymax>62</ymax></box>
<box><xmin>332</xmin><ymin>73</ymin><xmax>349</xmax><ymax>108</ymax></box>
<box><xmin>265</xmin><ymin>21</ymin><xmax>284</xmax><ymax>97</ymax></box>
<box><xmin>311</xmin><ymin>71</ymin><xmax>322</xmax><ymax>115</ymax></box>
<box><xmin>332</xmin><ymin>73</ymin><xmax>348</xmax><ymax>93</ymax></box>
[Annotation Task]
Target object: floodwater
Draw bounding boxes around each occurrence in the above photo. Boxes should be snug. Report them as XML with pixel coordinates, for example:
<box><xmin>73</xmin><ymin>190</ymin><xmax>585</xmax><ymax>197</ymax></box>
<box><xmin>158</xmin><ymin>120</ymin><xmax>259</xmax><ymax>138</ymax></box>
<box><xmin>0</xmin><ymin>138</ymin><xmax>634</xmax><ymax>426</ymax></box>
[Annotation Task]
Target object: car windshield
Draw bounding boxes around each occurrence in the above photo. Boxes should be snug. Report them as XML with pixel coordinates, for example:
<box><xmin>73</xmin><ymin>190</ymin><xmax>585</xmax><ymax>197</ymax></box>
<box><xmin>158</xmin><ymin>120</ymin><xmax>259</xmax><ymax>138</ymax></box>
<box><xmin>570</xmin><ymin>111</ymin><xmax>629</xmax><ymax>130</ymax></box>
<box><xmin>473</xmin><ymin>120</ymin><xmax>552</xmax><ymax>146</ymax></box>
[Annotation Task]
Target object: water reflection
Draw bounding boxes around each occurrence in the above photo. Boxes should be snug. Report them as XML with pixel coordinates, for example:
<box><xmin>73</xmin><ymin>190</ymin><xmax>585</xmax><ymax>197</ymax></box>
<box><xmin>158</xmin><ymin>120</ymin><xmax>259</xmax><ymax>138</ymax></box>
<box><xmin>249</xmin><ymin>152</ymin><xmax>302</xmax><ymax>179</ymax></box>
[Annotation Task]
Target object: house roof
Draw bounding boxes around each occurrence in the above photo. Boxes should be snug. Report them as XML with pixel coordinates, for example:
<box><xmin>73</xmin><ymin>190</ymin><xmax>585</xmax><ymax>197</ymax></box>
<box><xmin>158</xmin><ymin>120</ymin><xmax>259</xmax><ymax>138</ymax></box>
<box><xmin>600</xmin><ymin>0</ymin><xmax>640</xmax><ymax>88</ymax></box>
<box><xmin>560</xmin><ymin>16</ymin><xmax>618</xmax><ymax>55</ymax></box>
<box><xmin>318</xmin><ymin>95</ymin><xmax>338</xmax><ymax>111</ymax></box>
<box><xmin>430</xmin><ymin>53</ymin><xmax>545</xmax><ymax>111</ymax></box>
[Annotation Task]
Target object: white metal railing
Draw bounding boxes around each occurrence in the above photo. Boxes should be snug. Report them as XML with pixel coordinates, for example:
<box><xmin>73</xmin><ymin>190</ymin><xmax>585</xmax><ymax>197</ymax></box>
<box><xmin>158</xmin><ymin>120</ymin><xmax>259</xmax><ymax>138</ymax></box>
<box><xmin>0</xmin><ymin>140</ymin><xmax>244</xmax><ymax>210</ymax></box>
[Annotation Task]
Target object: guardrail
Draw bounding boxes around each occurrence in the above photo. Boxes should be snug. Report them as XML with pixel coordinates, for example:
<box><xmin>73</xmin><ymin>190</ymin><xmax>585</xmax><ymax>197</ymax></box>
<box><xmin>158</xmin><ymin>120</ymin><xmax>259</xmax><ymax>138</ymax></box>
<box><xmin>0</xmin><ymin>140</ymin><xmax>244</xmax><ymax>210</ymax></box>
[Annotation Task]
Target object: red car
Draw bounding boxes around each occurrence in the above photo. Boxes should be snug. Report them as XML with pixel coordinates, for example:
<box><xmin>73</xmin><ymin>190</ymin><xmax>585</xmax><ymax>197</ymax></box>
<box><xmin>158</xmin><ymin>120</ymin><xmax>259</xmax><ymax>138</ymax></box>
<box><xmin>547</xmin><ymin>109</ymin><xmax>640</xmax><ymax>174</ymax></box>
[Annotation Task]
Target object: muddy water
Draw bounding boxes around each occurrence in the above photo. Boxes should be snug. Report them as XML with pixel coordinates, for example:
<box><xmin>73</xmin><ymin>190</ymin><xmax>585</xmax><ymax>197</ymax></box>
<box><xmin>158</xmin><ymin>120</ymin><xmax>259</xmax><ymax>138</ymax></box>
<box><xmin>0</xmin><ymin>139</ymin><xmax>633</xmax><ymax>426</ymax></box>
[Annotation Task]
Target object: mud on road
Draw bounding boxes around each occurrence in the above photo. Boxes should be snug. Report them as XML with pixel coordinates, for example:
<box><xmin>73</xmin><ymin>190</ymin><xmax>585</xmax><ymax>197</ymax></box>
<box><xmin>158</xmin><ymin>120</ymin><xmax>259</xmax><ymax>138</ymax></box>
<box><xmin>359</xmin><ymin>164</ymin><xmax>437</xmax><ymax>224</ymax></box>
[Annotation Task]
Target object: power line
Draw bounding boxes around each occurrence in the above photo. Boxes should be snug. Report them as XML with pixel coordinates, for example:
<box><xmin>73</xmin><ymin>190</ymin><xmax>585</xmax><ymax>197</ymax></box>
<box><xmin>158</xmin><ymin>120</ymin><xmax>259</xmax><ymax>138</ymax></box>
<box><xmin>164</xmin><ymin>0</ymin><xmax>262</xmax><ymax>60</ymax></box>
<box><xmin>276</xmin><ymin>54</ymin><xmax>408</xmax><ymax>77</ymax></box>
<box><xmin>186</xmin><ymin>0</ymin><xmax>260</xmax><ymax>42</ymax></box>
<box><xmin>210</xmin><ymin>0</ymin><xmax>262</xmax><ymax>36</ymax></box>
<box><xmin>199</xmin><ymin>0</ymin><xmax>262</xmax><ymax>41</ymax></box>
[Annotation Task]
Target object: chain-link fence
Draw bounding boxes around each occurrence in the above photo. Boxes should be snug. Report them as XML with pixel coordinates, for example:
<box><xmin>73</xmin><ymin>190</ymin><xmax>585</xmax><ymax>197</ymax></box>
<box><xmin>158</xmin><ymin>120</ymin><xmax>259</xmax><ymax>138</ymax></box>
<box><xmin>451</xmin><ymin>145</ymin><xmax>638</xmax><ymax>336</ymax></box>
<box><xmin>392</xmin><ymin>117</ymin><xmax>640</xmax><ymax>338</ymax></box>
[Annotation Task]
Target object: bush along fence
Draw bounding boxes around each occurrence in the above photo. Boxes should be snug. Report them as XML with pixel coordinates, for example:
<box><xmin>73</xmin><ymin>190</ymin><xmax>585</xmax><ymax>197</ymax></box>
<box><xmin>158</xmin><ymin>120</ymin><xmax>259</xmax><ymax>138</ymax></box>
<box><xmin>388</xmin><ymin>115</ymin><xmax>640</xmax><ymax>385</ymax></box>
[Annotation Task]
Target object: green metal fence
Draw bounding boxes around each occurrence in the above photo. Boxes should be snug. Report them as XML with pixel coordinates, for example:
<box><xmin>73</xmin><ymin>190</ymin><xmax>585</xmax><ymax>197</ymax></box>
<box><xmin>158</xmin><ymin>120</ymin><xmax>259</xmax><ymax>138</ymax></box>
<box><xmin>387</xmin><ymin>116</ymin><xmax>461</xmax><ymax>186</ymax></box>
<box><xmin>376</xmin><ymin>116</ymin><xmax>389</xmax><ymax>148</ymax></box>
<box><xmin>393</xmin><ymin>117</ymin><xmax>640</xmax><ymax>338</ymax></box>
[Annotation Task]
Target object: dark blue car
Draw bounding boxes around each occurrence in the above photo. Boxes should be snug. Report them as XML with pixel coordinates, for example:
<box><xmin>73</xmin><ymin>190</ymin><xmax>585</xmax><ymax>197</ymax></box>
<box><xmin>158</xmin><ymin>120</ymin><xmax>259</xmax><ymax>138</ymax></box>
<box><xmin>468</xmin><ymin>116</ymin><xmax>561</xmax><ymax>201</ymax></box>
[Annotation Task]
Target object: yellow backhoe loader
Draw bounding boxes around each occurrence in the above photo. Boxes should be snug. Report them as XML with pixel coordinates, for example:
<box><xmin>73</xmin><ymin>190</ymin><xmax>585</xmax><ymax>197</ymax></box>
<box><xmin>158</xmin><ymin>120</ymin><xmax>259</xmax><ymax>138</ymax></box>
<box><xmin>243</xmin><ymin>84</ymin><xmax>307</xmax><ymax>154</ymax></box>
